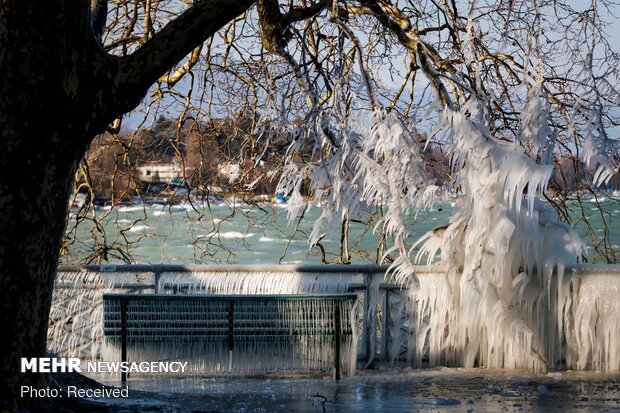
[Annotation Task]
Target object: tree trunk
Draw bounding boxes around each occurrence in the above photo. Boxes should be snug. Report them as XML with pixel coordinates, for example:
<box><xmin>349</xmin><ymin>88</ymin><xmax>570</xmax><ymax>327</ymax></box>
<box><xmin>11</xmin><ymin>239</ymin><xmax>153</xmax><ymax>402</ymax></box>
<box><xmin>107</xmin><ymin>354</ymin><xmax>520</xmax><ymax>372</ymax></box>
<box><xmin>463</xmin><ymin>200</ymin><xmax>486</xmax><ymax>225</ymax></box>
<box><xmin>0</xmin><ymin>132</ymin><xmax>80</xmax><ymax>411</ymax></box>
<box><xmin>0</xmin><ymin>3</ymin><xmax>103</xmax><ymax>411</ymax></box>
<box><xmin>0</xmin><ymin>0</ymin><xmax>254</xmax><ymax>410</ymax></box>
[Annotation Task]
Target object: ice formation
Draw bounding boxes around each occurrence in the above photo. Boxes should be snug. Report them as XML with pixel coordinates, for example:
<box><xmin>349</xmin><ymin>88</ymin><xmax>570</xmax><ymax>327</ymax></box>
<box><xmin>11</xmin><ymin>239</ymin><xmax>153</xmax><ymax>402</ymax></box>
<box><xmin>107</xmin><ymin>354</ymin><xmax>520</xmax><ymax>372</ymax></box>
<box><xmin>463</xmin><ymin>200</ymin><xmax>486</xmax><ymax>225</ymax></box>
<box><xmin>390</xmin><ymin>94</ymin><xmax>618</xmax><ymax>372</ymax></box>
<box><xmin>572</xmin><ymin>267</ymin><xmax>620</xmax><ymax>370</ymax></box>
<box><xmin>578</xmin><ymin>102</ymin><xmax>620</xmax><ymax>187</ymax></box>
<box><xmin>386</xmin><ymin>265</ymin><xmax>620</xmax><ymax>372</ymax></box>
<box><xmin>265</xmin><ymin>77</ymin><xmax>620</xmax><ymax>372</ymax></box>
<box><xmin>101</xmin><ymin>295</ymin><xmax>358</xmax><ymax>376</ymax></box>
<box><xmin>49</xmin><ymin>269</ymin><xmax>362</xmax><ymax>377</ymax></box>
<box><xmin>158</xmin><ymin>270</ymin><xmax>354</xmax><ymax>295</ymax></box>
<box><xmin>399</xmin><ymin>96</ymin><xmax>586</xmax><ymax>371</ymax></box>
<box><xmin>49</xmin><ymin>271</ymin><xmax>113</xmax><ymax>359</ymax></box>
<box><xmin>275</xmin><ymin>107</ymin><xmax>438</xmax><ymax>284</ymax></box>
<box><xmin>49</xmin><ymin>259</ymin><xmax>620</xmax><ymax>375</ymax></box>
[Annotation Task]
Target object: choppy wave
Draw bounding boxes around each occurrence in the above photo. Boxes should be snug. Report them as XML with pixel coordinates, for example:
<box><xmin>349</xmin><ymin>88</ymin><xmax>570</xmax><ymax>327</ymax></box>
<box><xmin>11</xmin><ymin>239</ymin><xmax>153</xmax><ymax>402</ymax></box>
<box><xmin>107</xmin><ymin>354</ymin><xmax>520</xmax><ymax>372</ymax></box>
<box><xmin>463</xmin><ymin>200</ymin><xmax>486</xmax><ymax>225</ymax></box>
<box><xmin>65</xmin><ymin>199</ymin><xmax>619</xmax><ymax>264</ymax></box>
<box><xmin>118</xmin><ymin>205</ymin><xmax>146</xmax><ymax>213</ymax></box>
<box><xmin>129</xmin><ymin>225</ymin><xmax>149</xmax><ymax>232</ymax></box>
<box><xmin>207</xmin><ymin>231</ymin><xmax>255</xmax><ymax>239</ymax></box>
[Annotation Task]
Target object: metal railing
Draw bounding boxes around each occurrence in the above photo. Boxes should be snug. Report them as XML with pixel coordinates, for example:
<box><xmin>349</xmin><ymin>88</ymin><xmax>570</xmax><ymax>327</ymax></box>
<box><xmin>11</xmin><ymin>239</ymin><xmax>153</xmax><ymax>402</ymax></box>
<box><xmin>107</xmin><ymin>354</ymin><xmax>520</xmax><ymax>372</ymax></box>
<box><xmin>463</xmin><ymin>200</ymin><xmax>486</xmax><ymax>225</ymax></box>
<box><xmin>56</xmin><ymin>263</ymin><xmax>425</xmax><ymax>364</ymax></box>
<box><xmin>55</xmin><ymin>263</ymin><xmax>620</xmax><ymax>367</ymax></box>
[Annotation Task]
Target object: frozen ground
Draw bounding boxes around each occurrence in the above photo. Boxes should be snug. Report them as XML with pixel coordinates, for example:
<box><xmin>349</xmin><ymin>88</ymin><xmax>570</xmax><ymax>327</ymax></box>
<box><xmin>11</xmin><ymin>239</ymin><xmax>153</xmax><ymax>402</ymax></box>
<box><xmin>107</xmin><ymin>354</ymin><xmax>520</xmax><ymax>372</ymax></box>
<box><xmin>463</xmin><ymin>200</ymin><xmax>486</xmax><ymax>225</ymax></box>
<box><xmin>88</xmin><ymin>368</ymin><xmax>620</xmax><ymax>412</ymax></box>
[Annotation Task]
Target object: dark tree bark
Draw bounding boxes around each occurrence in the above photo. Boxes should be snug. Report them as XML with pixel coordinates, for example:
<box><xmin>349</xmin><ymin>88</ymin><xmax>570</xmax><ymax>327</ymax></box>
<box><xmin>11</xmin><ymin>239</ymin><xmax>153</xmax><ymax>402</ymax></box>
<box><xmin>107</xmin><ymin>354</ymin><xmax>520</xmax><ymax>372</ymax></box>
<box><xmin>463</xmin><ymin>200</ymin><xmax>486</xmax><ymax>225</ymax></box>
<box><xmin>0</xmin><ymin>0</ymin><xmax>253</xmax><ymax>411</ymax></box>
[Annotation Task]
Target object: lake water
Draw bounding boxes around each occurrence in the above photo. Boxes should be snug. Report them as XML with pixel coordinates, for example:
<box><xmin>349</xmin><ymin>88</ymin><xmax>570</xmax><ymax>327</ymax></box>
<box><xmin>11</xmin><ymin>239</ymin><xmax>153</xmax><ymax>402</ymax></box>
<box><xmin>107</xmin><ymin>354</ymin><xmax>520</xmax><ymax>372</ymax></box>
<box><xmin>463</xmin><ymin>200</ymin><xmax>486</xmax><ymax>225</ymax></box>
<box><xmin>63</xmin><ymin>197</ymin><xmax>620</xmax><ymax>264</ymax></box>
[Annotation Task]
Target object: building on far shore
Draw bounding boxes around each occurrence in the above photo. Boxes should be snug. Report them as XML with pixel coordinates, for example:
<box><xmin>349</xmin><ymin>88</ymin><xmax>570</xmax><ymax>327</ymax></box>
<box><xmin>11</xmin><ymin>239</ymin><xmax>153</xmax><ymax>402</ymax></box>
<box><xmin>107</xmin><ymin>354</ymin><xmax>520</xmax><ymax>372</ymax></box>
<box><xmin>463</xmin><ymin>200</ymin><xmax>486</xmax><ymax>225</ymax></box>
<box><xmin>136</xmin><ymin>162</ymin><xmax>194</xmax><ymax>185</ymax></box>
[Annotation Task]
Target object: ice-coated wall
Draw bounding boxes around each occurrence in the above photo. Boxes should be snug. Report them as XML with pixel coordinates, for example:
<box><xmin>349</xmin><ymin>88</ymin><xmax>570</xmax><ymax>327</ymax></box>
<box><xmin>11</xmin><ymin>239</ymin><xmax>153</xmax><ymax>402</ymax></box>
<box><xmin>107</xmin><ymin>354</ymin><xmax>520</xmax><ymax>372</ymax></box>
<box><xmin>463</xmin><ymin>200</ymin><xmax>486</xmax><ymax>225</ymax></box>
<box><xmin>49</xmin><ymin>264</ymin><xmax>620</xmax><ymax>374</ymax></box>
<box><xmin>385</xmin><ymin>264</ymin><xmax>620</xmax><ymax>372</ymax></box>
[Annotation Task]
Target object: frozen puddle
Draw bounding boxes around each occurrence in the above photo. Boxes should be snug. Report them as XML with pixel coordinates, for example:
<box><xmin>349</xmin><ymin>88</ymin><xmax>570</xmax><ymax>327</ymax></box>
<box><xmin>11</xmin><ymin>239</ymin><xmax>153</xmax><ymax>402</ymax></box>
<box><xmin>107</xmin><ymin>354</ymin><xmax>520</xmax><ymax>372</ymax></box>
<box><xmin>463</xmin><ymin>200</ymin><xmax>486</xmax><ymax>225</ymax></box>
<box><xmin>97</xmin><ymin>368</ymin><xmax>620</xmax><ymax>412</ymax></box>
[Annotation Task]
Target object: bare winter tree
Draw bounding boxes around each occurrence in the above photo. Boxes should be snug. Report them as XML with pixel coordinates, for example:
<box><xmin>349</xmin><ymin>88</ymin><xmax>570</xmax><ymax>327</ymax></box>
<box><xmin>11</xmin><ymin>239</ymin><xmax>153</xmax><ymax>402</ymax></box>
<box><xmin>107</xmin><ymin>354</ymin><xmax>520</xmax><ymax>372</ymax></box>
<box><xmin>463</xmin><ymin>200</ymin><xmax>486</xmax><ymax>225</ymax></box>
<box><xmin>2</xmin><ymin>0</ymin><xmax>620</xmax><ymax>410</ymax></box>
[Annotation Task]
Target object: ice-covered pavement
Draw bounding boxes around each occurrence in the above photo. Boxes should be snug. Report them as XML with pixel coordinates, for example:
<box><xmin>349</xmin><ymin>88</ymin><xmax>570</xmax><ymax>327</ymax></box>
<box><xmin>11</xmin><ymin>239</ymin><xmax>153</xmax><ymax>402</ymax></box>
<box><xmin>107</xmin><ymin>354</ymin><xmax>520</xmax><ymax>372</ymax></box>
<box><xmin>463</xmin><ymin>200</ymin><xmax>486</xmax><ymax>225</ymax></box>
<box><xmin>92</xmin><ymin>367</ymin><xmax>620</xmax><ymax>412</ymax></box>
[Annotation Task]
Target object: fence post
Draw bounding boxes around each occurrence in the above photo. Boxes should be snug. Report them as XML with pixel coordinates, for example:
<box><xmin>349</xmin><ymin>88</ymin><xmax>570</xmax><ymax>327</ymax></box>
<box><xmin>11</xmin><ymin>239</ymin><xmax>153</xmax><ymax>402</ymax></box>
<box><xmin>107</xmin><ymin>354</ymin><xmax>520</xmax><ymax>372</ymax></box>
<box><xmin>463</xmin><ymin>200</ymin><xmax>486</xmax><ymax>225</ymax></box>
<box><xmin>153</xmin><ymin>271</ymin><xmax>161</xmax><ymax>294</ymax></box>
<box><xmin>381</xmin><ymin>290</ymin><xmax>389</xmax><ymax>361</ymax></box>
<box><xmin>227</xmin><ymin>300</ymin><xmax>234</xmax><ymax>372</ymax></box>
<box><xmin>120</xmin><ymin>298</ymin><xmax>128</xmax><ymax>386</ymax></box>
<box><xmin>363</xmin><ymin>273</ymin><xmax>371</xmax><ymax>362</ymax></box>
<box><xmin>334</xmin><ymin>301</ymin><xmax>341</xmax><ymax>380</ymax></box>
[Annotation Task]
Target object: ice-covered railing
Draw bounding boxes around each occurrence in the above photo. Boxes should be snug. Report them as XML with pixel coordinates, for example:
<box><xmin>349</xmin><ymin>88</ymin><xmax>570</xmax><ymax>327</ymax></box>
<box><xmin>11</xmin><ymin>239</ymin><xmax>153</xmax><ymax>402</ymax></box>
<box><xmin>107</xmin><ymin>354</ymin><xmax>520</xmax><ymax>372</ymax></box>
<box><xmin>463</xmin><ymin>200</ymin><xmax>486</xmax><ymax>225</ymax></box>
<box><xmin>50</xmin><ymin>263</ymin><xmax>620</xmax><ymax>373</ymax></box>
<box><xmin>101</xmin><ymin>294</ymin><xmax>359</xmax><ymax>378</ymax></box>
<box><xmin>49</xmin><ymin>264</ymin><xmax>391</xmax><ymax>375</ymax></box>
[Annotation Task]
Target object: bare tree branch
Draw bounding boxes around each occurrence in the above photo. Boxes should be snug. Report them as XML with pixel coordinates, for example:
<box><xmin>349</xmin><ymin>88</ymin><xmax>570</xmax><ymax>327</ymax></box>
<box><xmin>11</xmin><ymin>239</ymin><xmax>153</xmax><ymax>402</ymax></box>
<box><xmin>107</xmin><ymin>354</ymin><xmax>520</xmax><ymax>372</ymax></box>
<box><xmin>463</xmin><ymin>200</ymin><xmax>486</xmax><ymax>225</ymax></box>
<box><xmin>116</xmin><ymin>0</ymin><xmax>255</xmax><ymax>104</ymax></box>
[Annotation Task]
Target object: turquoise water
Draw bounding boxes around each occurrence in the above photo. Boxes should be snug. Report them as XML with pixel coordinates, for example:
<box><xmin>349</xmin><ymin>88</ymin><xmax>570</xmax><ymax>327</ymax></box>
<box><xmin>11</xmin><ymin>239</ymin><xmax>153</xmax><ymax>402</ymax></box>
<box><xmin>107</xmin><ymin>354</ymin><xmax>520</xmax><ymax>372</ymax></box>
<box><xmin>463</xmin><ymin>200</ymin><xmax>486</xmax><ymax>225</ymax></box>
<box><xmin>63</xmin><ymin>198</ymin><xmax>620</xmax><ymax>264</ymax></box>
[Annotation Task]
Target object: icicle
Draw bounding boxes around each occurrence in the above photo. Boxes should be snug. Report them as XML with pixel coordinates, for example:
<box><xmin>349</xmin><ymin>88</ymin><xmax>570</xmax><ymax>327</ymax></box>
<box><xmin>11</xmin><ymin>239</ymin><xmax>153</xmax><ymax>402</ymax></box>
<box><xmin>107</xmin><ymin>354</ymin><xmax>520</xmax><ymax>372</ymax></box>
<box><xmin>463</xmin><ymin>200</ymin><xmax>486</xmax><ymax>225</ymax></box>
<box><xmin>408</xmin><ymin>98</ymin><xmax>584</xmax><ymax>372</ymax></box>
<box><xmin>101</xmin><ymin>296</ymin><xmax>359</xmax><ymax>376</ymax></box>
<box><xmin>158</xmin><ymin>271</ymin><xmax>356</xmax><ymax>295</ymax></box>
<box><xmin>51</xmin><ymin>269</ymin><xmax>361</xmax><ymax>377</ymax></box>
<box><xmin>48</xmin><ymin>271</ymin><xmax>118</xmax><ymax>360</ymax></box>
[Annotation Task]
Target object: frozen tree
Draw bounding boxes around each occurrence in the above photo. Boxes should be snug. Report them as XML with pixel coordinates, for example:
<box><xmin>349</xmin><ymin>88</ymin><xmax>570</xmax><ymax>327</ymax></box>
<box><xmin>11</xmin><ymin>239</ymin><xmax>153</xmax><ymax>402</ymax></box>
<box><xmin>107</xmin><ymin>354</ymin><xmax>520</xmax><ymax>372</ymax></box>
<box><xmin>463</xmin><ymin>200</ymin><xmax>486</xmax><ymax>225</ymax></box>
<box><xmin>2</xmin><ymin>0</ymin><xmax>620</xmax><ymax>410</ymax></box>
<box><xmin>242</xmin><ymin>0</ymin><xmax>620</xmax><ymax>370</ymax></box>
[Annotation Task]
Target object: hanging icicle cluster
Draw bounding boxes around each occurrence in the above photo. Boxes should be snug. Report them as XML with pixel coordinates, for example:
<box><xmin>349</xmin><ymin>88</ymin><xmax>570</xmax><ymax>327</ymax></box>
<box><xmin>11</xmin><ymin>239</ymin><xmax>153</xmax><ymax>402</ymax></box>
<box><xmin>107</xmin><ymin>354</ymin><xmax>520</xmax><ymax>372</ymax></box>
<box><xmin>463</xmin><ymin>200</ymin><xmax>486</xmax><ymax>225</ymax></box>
<box><xmin>159</xmin><ymin>270</ymin><xmax>355</xmax><ymax>295</ymax></box>
<box><xmin>274</xmin><ymin>105</ymin><xmax>438</xmax><ymax>280</ymax></box>
<box><xmin>404</xmin><ymin>95</ymin><xmax>588</xmax><ymax>372</ymax></box>
<box><xmin>576</xmin><ymin>101</ymin><xmax>620</xmax><ymax>187</ymax></box>
<box><xmin>48</xmin><ymin>271</ymin><xmax>115</xmax><ymax>359</ymax></box>
<box><xmin>49</xmin><ymin>269</ymin><xmax>362</xmax><ymax>377</ymax></box>
<box><xmin>102</xmin><ymin>295</ymin><xmax>359</xmax><ymax>376</ymax></box>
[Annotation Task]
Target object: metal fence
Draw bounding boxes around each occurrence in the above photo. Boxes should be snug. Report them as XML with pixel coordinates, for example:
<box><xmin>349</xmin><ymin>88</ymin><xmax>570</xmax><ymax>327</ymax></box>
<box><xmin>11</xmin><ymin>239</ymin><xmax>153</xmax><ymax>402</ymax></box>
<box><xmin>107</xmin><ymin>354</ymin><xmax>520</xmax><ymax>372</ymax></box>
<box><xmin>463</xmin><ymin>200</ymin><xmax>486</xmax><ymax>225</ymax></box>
<box><xmin>53</xmin><ymin>263</ymin><xmax>620</xmax><ymax>370</ymax></box>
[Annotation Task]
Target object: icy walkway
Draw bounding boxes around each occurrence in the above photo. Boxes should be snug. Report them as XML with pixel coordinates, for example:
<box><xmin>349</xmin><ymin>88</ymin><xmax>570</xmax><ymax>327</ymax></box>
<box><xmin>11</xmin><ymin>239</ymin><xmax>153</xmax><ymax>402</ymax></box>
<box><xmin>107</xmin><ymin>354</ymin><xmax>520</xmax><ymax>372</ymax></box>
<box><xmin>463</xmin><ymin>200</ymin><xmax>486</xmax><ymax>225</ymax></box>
<box><xmin>91</xmin><ymin>368</ymin><xmax>620</xmax><ymax>412</ymax></box>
